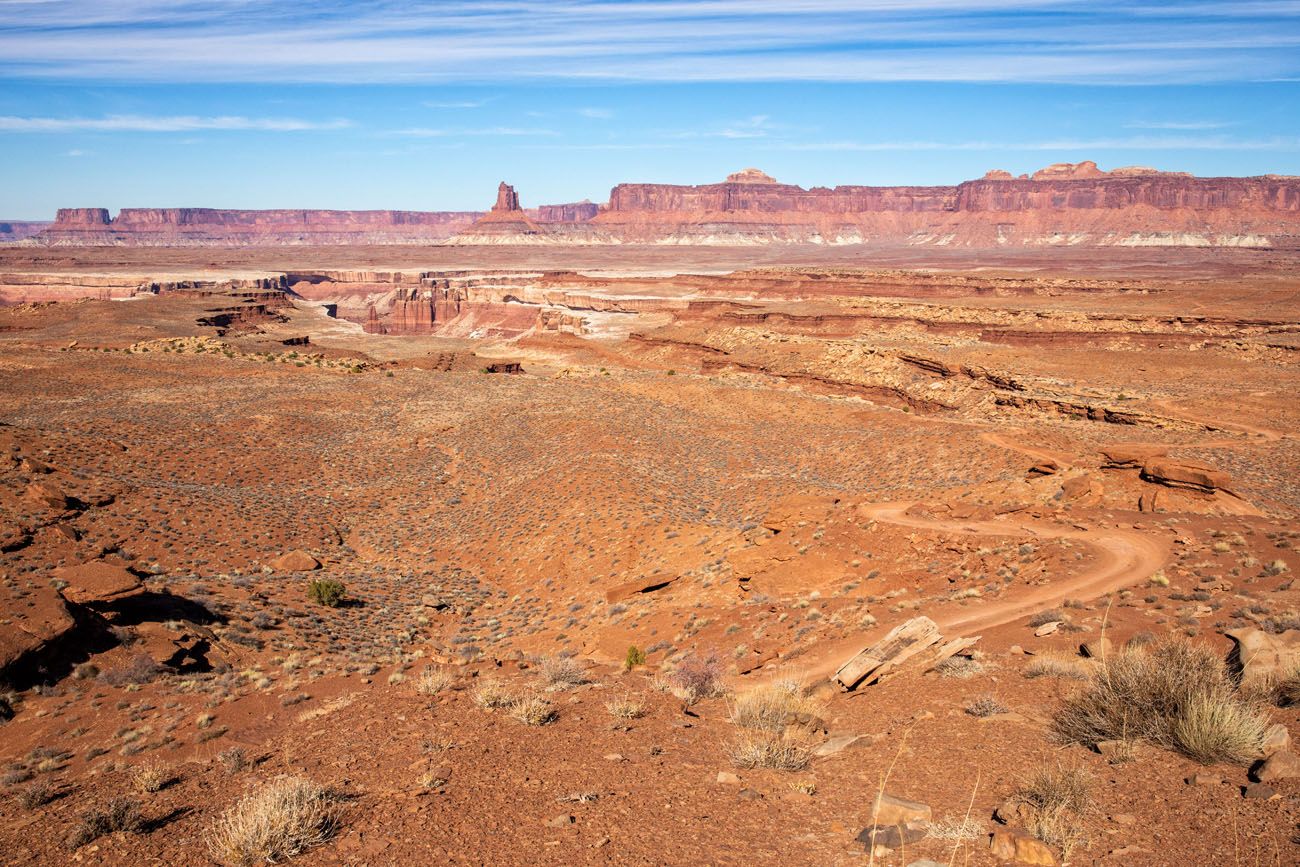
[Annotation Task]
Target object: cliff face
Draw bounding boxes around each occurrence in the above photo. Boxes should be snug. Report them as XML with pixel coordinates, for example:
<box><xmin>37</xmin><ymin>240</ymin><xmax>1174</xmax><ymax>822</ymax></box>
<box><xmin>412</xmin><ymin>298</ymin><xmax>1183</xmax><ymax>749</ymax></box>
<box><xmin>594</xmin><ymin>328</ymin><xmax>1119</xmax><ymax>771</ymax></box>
<box><xmin>29</xmin><ymin>161</ymin><xmax>1300</xmax><ymax>248</ymax></box>
<box><xmin>0</xmin><ymin>221</ymin><xmax>52</xmax><ymax>242</ymax></box>
<box><xmin>589</xmin><ymin>163</ymin><xmax>1300</xmax><ymax>247</ymax></box>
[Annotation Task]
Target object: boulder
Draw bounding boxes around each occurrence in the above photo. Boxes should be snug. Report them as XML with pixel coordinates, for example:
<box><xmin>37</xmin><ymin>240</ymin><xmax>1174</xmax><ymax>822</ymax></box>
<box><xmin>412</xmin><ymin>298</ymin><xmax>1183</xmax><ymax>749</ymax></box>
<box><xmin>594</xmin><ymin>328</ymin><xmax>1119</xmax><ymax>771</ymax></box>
<box><xmin>857</xmin><ymin>822</ymin><xmax>928</xmax><ymax>850</ymax></box>
<box><xmin>989</xmin><ymin>828</ymin><xmax>1056</xmax><ymax>864</ymax></box>
<box><xmin>24</xmin><ymin>481</ymin><xmax>70</xmax><ymax>510</ymax></box>
<box><xmin>1141</xmin><ymin>459</ymin><xmax>1231</xmax><ymax>494</ymax></box>
<box><xmin>1224</xmin><ymin>627</ymin><xmax>1300</xmax><ymax>689</ymax></box>
<box><xmin>1260</xmin><ymin>724</ymin><xmax>1291</xmax><ymax>757</ymax></box>
<box><xmin>53</xmin><ymin>560</ymin><xmax>143</xmax><ymax>605</ymax></box>
<box><xmin>1252</xmin><ymin>750</ymin><xmax>1300</xmax><ymax>782</ymax></box>
<box><xmin>872</xmin><ymin>793</ymin><xmax>932</xmax><ymax>826</ymax></box>
<box><xmin>270</xmin><ymin>550</ymin><xmax>321</xmax><ymax>572</ymax></box>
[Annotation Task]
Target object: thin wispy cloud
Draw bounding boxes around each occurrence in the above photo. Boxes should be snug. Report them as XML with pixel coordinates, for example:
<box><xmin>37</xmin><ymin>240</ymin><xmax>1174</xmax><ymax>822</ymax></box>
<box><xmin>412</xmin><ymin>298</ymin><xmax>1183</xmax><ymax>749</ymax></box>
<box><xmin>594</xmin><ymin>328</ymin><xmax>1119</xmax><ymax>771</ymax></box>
<box><xmin>579</xmin><ymin>107</ymin><xmax>614</xmax><ymax>119</ymax></box>
<box><xmin>390</xmin><ymin>127</ymin><xmax>560</xmax><ymax>138</ymax></box>
<box><xmin>1124</xmin><ymin>120</ymin><xmax>1234</xmax><ymax>130</ymax></box>
<box><xmin>423</xmin><ymin>99</ymin><xmax>491</xmax><ymax>109</ymax></box>
<box><xmin>0</xmin><ymin>114</ymin><xmax>350</xmax><ymax>132</ymax></box>
<box><xmin>766</xmin><ymin>135</ymin><xmax>1300</xmax><ymax>151</ymax></box>
<box><xmin>0</xmin><ymin>1</ymin><xmax>1297</xmax><ymax>84</ymax></box>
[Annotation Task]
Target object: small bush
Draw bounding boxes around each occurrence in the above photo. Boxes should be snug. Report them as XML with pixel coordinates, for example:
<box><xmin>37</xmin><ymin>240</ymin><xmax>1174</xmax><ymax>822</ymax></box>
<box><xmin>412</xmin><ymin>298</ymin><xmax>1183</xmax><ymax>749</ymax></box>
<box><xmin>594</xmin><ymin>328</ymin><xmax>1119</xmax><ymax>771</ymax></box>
<box><xmin>624</xmin><ymin>645</ymin><xmax>646</xmax><ymax>671</ymax></box>
<box><xmin>1053</xmin><ymin>636</ymin><xmax>1266</xmax><ymax>764</ymax></box>
<box><xmin>18</xmin><ymin>780</ymin><xmax>56</xmax><ymax>809</ymax></box>
<box><xmin>935</xmin><ymin>655</ymin><xmax>985</xmax><ymax>679</ymax></box>
<box><xmin>306</xmin><ymin>580</ymin><xmax>346</xmax><ymax>608</ymax></box>
<box><xmin>509</xmin><ymin>695</ymin><xmax>556</xmax><ymax>726</ymax></box>
<box><xmin>1028</xmin><ymin>609</ymin><xmax>1065</xmax><ymax>628</ymax></box>
<box><xmin>726</xmin><ymin>733</ymin><xmax>812</xmax><ymax>771</ymax></box>
<box><xmin>1011</xmin><ymin>765</ymin><xmax>1091</xmax><ymax>859</ymax></box>
<box><xmin>416</xmin><ymin>668</ymin><xmax>454</xmax><ymax>695</ymax></box>
<box><xmin>472</xmin><ymin>681</ymin><xmax>515</xmax><ymax>709</ymax></box>
<box><xmin>539</xmin><ymin>656</ymin><xmax>586</xmax><ymax>690</ymax></box>
<box><xmin>218</xmin><ymin>747</ymin><xmax>249</xmax><ymax>774</ymax></box>
<box><xmin>206</xmin><ymin>776</ymin><xmax>339</xmax><ymax>866</ymax></box>
<box><xmin>68</xmin><ymin>797</ymin><xmax>144</xmax><ymax>848</ymax></box>
<box><xmin>668</xmin><ymin>651</ymin><xmax>725</xmax><ymax>704</ymax></box>
<box><xmin>605</xmin><ymin>695</ymin><xmax>645</xmax><ymax>720</ymax></box>
<box><xmin>132</xmin><ymin>760</ymin><xmax>175</xmax><ymax>793</ymax></box>
<box><xmin>101</xmin><ymin>654</ymin><xmax>161</xmax><ymax>687</ymax></box>
<box><xmin>728</xmin><ymin>680</ymin><xmax>817</xmax><ymax>733</ymax></box>
<box><xmin>965</xmin><ymin>694</ymin><xmax>1008</xmax><ymax>717</ymax></box>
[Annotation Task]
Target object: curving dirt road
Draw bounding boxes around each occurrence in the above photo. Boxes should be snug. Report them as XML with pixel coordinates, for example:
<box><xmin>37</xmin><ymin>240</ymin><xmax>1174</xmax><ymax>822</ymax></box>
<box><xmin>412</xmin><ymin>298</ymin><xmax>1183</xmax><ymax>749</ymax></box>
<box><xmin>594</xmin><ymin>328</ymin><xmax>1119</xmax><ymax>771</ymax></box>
<box><xmin>799</xmin><ymin>500</ymin><xmax>1170</xmax><ymax>683</ymax></box>
<box><xmin>856</xmin><ymin>501</ymin><xmax>1170</xmax><ymax>638</ymax></box>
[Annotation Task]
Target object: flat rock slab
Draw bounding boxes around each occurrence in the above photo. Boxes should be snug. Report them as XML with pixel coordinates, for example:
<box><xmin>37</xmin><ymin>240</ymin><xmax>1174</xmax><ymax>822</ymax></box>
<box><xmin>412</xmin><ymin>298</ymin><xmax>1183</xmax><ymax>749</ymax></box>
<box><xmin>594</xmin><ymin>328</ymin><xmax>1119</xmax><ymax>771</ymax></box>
<box><xmin>53</xmin><ymin>559</ymin><xmax>143</xmax><ymax>605</ymax></box>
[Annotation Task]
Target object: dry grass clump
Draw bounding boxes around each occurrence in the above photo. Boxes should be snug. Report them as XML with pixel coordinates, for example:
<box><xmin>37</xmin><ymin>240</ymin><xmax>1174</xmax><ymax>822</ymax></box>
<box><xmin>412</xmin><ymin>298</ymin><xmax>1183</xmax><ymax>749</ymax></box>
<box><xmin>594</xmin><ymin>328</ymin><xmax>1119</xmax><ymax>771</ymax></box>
<box><xmin>927</xmin><ymin>815</ymin><xmax>987</xmax><ymax>841</ymax></box>
<box><xmin>934</xmin><ymin>655</ymin><xmax>986</xmax><ymax>679</ymax></box>
<box><xmin>509</xmin><ymin>694</ymin><xmax>557</xmax><ymax>726</ymax></box>
<box><xmin>131</xmin><ymin>760</ymin><xmax>176</xmax><ymax>793</ymax></box>
<box><xmin>538</xmin><ymin>655</ymin><xmax>587</xmax><ymax>690</ymax></box>
<box><xmin>1053</xmin><ymin>636</ymin><xmax>1267</xmax><ymax>764</ymax></box>
<box><xmin>1023</xmin><ymin>653</ymin><xmax>1091</xmax><ymax>681</ymax></box>
<box><xmin>415</xmin><ymin>668</ymin><xmax>454</xmax><ymax>695</ymax></box>
<box><xmin>728</xmin><ymin>679</ymin><xmax>818</xmax><ymax>733</ymax></box>
<box><xmin>1011</xmin><ymin>765</ymin><xmax>1091</xmax><ymax>859</ymax></box>
<box><xmin>472</xmin><ymin>680</ymin><xmax>516</xmax><ymax>709</ymax></box>
<box><xmin>206</xmin><ymin>776</ymin><xmax>339</xmax><ymax>866</ymax></box>
<box><xmin>605</xmin><ymin>695</ymin><xmax>645</xmax><ymax>720</ymax></box>
<box><xmin>726</xmin><ymin>732</ymin><xmax>813</xmax><ymax>771</ymax></box>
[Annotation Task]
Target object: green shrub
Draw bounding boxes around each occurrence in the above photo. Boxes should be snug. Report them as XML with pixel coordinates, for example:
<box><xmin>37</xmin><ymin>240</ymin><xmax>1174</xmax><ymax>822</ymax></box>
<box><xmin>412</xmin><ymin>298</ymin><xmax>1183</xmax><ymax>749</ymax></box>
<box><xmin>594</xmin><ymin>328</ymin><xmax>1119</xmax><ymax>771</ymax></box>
<box><xmin>306</xmin><ymin>579</ymin><xmax>346</xmax><ymax>608</ymax></box>
<box><xmin>624</xmin><ymin>645</ymin><xmax>646</xmax><ymax>671</ymax></box>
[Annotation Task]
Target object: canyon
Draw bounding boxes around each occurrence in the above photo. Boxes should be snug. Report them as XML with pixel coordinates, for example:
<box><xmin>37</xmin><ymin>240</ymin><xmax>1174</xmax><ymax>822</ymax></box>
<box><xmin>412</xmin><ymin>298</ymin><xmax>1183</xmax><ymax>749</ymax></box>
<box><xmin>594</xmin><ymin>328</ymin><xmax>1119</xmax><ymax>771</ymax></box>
<box><xmin>21</xmin><ymin>161</ymin><xmax>1300</xmax><ymax>249</ymax></box>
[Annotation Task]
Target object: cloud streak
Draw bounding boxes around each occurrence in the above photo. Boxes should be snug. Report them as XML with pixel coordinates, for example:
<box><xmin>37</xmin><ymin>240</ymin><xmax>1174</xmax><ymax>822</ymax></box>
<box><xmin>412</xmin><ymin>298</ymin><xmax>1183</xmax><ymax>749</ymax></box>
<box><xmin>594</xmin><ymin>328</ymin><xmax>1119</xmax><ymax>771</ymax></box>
<box><xmin>0</xmin><ymin>1</ymin><xmax>1297</xmax><ymax>84</ymax></box>
<box><xmin>0</xmin><ymin>114</ymin><xmax>350</xmax><ymax>132</ymax></box>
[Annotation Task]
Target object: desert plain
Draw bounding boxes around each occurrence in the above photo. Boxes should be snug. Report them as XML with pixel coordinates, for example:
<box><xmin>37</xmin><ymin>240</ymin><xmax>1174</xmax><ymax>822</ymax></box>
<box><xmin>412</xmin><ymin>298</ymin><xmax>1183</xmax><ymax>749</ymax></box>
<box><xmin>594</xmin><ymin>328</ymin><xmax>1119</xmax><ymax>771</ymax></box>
<box><xmin>1</xmin><ymin>183</ymin><xmax>1299</xmax><ymax>866</ymax></box>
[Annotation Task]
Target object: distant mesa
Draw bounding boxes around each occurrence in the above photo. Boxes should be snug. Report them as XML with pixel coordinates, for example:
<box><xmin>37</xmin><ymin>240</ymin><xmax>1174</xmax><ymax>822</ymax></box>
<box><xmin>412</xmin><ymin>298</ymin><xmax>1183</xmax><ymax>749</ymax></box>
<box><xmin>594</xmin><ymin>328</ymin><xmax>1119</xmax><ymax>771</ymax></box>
<box><xmin>19</xmin><ymin>160</ymin><xmax>1300</xmax><ymax>248</ymax></box>
<box><xmin>725</xmin><ymin>168</ymin><xmax>780</xmax><ymax>185</ymax></box>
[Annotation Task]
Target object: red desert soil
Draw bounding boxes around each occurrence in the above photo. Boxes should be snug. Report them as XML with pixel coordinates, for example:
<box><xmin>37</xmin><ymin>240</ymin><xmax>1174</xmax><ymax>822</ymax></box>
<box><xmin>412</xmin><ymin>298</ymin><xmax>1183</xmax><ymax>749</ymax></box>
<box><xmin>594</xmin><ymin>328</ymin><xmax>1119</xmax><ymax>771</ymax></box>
<box><xmin>0</xmin><ymin>243</ymin><xmax>1297</xmax><ymax>866</ymax></box>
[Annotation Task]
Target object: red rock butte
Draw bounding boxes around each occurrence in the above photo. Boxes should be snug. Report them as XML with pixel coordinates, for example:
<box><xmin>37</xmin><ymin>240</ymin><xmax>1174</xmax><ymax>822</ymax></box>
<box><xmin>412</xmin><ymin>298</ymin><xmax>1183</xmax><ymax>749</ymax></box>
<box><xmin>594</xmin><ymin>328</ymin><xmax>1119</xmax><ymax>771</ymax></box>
<box><xmin>21</xmin><ymin>161</ymin><xmax>1300</xmax><ymax>247</ymax></box>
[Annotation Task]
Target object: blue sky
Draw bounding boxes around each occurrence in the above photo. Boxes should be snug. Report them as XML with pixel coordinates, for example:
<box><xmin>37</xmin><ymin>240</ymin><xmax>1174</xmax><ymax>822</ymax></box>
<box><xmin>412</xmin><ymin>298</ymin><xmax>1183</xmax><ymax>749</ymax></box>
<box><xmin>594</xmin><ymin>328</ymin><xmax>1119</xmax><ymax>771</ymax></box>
<box><xmin>2</xmin><ymin>1</ymin><xmax>1299</xmax><ymax>218</ymax></box>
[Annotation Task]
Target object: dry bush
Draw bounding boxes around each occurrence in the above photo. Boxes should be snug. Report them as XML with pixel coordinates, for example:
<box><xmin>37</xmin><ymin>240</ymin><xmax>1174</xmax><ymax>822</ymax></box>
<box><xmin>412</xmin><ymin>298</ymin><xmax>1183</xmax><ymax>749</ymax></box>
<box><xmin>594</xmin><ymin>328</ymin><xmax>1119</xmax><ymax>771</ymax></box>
<box><xmin>1012</xmin><ymin>765</ymin><xmax>1091</xmax><ymax>860</ymax></box>
<box><xmin>68</xmin><ymin>797</ymin><xmax>143</xmax><ymax>849</ymax></box>
<box><xmin>17</xmin><ymin>780</ymin><xmax>56</xmax><ymax>809</ymax></box>
<box><xmin>472</xmin><ymin>680</ymin><xmax>515</xmax><ymax>709</ymax></box>
<box><xmin>726</xmin><ymin>732</ymin><xmax>812</xmax><ymax>771</ymax></box>
<box><xmin>206</xmin><ymin>776</ymin><xmax>339</xmax><ymax>866</ymax></box>
<box><xmin>1023</xmin><ymin>653</ymin><xmax>1091</xmax><ymax>681</ymax></box>
<box><xmin>964</xmin><ymin>694</ymin><xmax>1008</xmax><ymax>718</ymax></box>
<box><xmin>668</xmin><ymin>651</ymin><xmax>725</xmax><ymax>704</ymax></box>
<box><xmin>131</xmin><ymin>760</ymin><xmax>175</xmax><ymax>793</ymax></box>
<box><xmin>509</xmin><ymin>694</ymin><xmax>556</xmax><ymax>726</ymax></box>
<box><xmin>415</xmin><ymin>668</ymin><xmax>454</xmax><ymax>695</ymax></box>
<box><xmin>1053</xmin><ymin>636</ymin><xmax>1267</xmax><ymax>764</ymax></box>
<box><xmin>605</xmin><ymin>695</ymin><xmax>645</xmax><ymax>720</ymax></box>
<box><xmin>728</xmin><ymin>680</ymin><xmax>817</xmax><ymax>733</ymax></box>
<box><xmin>538</xmin><ymin>655</ymin><xmax>587</xmax><ymax>690</ymax></box>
